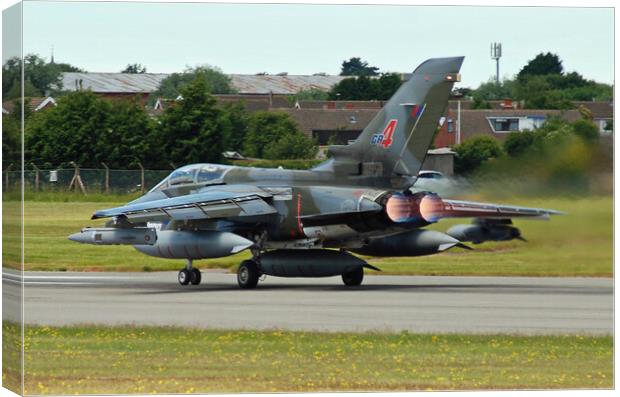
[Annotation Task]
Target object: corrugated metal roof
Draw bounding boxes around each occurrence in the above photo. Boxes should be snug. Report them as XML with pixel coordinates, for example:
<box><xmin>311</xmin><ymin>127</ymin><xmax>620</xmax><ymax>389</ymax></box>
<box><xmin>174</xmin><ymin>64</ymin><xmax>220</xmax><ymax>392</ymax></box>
<box><xmin>60</xmin><ymin>73</ymin><xmax>169</xmax><ymax>93</ymax></box>
<box><xmin>60</xmin><ymin>72</ymin><xmax>348</xmax><ymax>95</ymax></box>
<box><xmin>229</xmin><ymin>74</ymin><xmax>346</xmax><ymax>94</ymax></box>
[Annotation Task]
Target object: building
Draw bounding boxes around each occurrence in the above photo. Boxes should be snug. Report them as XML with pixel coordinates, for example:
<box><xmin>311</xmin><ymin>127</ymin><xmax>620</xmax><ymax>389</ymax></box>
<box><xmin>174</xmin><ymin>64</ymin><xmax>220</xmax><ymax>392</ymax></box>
<box><xmin>274</xmin><ymin>108</ymin><xmax>379</xmax><ymax>145</ymax></box>
<box><xmin>2</xmin><ymin>96</ymin><xmax>57</xmax><ymax>114</ymax></box>
<box><xmin>434</xmin><ymin>108</ymin><xmax>583</xmax><ymax>146</ymax></box>
<box><xmin>59</xmin><ymin>73</ymin><xmax>169</xmax><ymax>104</ymax></box>
<box><xmin>273</xmin><ymin>100</ymin><xmax>603</xmax><ymax>148</ymax></box>
<box><xmin>421</xmin><ymin>148</ymin><xmax>456</xmax><ymax>176</ymax></box>
<box><xmin>59</xmin><ymin>72</ymin><xmax>347</xmax><ymax>100</ymax></box>
<box><xmin>574</xmin><ymin>101</ymin><xmax>614</xmax><ymax>134</ymax></box>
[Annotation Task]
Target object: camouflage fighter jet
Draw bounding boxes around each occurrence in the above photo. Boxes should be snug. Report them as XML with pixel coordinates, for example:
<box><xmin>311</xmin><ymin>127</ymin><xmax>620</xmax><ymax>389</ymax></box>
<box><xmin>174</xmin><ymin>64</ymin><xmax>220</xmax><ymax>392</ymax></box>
<box><xmin>69</xmin><ymin>57</ymin><xmax>562</xmax><ymax>288</ymax></box>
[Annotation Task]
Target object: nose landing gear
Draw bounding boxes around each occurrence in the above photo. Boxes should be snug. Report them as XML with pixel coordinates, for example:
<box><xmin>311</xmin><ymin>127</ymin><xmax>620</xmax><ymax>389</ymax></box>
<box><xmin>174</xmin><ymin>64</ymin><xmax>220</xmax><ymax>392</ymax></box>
<box><xmin>178</xmin><ymin>259</ymin><xmax>201</xmax><ymax>286</ymax></box>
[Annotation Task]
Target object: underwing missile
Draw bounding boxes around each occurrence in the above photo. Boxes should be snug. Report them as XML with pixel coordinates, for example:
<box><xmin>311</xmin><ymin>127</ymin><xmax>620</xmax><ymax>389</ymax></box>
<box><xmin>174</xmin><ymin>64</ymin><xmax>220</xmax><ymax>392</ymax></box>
<box><xmin>351</xmin><ymin>229</ymin><xmax>461</xmax><ymax>257</ymax></box>
<box><xmin>447</xmin><ymin>223</ymin><xmax>522</xmax><ymax>244</ymax></box>
<box><xmin>68</xmin><ymin>227</ymin><xmax>157</xmax><ymax>245</ymax></box>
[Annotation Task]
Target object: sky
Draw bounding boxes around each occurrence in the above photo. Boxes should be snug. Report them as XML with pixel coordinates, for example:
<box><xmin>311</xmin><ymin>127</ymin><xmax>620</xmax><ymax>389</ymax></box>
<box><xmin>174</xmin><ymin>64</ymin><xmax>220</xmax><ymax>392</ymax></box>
<box><xmin>5</xmin><ymin>1</ymin><xmax>616</xmax><ymax>88</ymax></box>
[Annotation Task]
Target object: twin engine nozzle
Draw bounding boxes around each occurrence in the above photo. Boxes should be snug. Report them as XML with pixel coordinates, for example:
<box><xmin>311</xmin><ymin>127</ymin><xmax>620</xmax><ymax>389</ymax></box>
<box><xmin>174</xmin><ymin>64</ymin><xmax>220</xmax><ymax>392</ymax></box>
<box><xmin>384</xmin><ymin>191</ymin><xmax>444</xmax><ymax>225</ymax></box>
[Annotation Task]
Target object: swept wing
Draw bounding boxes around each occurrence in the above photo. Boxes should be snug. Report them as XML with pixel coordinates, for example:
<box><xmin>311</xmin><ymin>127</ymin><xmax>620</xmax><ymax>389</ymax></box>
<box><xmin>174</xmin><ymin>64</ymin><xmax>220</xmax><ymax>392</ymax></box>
<box><xmin>438</xmin><ymin>199</ymin><xmax>564</xmax><ymax>220</ymax></box>
<box><xmin>91</xmin><ymin>185</ymin><xmax>279</xmax><ymax>223</ymax></box>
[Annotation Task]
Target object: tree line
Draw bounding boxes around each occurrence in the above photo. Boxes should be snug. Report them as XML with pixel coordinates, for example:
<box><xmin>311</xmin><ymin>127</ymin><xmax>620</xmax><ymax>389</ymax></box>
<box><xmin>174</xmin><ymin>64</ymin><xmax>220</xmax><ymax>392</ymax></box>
<box><xmin>466</xmin><ymin>53</ymin><xmax>613</xmax><ymax>109</ymax></box>
<box><xmin>3</xmin><ymin>71</ymin><xmax>317</xmax><ymax>170</ymax></box>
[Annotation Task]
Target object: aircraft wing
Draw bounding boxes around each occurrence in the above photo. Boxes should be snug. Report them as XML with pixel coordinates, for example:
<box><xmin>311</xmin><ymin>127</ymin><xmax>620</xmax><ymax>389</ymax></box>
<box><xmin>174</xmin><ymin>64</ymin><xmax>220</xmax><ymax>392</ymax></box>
<box><xmin>439</xmin><ymin>199</ymin><xmax>564</xmax><ymax>220</ymax></box>
<box><xmin>91</xmin><ymin>185</ymin><xmax>279</xmax><ymax>223</ymax></box>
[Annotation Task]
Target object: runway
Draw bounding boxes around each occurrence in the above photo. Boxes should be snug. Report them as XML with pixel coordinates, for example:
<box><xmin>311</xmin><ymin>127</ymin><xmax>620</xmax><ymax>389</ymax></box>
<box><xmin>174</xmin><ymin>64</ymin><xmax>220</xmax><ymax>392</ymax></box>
<box><xmin>2</xmin><ymin>270</ymin><xmax>613</xmax><ymax>335</ymax></box>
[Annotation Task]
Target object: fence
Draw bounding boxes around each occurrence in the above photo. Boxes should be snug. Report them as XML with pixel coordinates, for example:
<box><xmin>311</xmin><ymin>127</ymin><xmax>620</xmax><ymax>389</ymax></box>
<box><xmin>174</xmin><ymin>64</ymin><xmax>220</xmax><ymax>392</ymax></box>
<box><xmin>3</xmin><ymin>165</ymin><xmax>171</xmax><ymax>194</ymax></box>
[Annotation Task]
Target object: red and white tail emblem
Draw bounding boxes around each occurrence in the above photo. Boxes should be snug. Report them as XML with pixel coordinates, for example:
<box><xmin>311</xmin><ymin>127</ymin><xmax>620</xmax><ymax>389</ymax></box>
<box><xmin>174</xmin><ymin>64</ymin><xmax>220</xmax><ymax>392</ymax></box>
<box><xmin>371</xmin><ymin>119</ymin><xmax>398</xmax><ymax>148</ymax></box>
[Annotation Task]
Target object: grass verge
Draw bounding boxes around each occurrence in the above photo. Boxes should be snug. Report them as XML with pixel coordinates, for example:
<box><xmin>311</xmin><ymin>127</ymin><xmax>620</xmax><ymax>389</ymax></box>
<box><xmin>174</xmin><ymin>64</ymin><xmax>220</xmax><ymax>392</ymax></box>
<box><xmin>6</xmin><ymin>323</ymin><xmax>612</xmax><ymax>394</ymax></box>
<box><xmin>2</xmin><ymin>196</ymin><xmax>612</xmax><ymax>277</ymax></box>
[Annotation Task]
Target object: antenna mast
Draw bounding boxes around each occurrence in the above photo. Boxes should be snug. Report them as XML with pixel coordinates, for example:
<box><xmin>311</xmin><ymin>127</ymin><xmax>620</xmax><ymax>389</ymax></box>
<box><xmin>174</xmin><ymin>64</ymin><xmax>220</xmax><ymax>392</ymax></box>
<box><xmin>490</xmin><ymin>42</ymin><xmax>502</xmax><ymax>84</ymax></box>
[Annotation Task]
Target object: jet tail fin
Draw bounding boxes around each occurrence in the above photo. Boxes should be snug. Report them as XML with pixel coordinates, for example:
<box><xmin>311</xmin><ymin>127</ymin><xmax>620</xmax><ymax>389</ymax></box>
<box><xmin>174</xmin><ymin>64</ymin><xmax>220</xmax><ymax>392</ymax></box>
<box><xmin>326</xmin><ymin>57</ymin><xmax>464</xmax><ymax>184</ymax></box>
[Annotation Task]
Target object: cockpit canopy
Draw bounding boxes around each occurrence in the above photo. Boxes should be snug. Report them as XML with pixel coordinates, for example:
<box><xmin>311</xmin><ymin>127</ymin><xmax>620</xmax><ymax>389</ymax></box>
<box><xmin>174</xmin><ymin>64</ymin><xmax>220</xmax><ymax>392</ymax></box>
<box><xmin>150</xmin><ymin>164</ymin><xmax>230</xmax><ymax>193</ymax></box>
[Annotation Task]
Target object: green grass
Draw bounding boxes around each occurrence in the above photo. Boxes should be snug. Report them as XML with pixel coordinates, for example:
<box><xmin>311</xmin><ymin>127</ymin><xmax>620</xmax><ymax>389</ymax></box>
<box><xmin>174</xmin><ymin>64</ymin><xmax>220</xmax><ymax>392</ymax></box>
<box><xmin>2</xmin><ymin>196</ymin><xmax>612</xmax><ymax>277</ymax></box>
<box><xmin>5</xmin><ymin>323</ymin><xmax>612</xmax><ymax>394</ymax></box>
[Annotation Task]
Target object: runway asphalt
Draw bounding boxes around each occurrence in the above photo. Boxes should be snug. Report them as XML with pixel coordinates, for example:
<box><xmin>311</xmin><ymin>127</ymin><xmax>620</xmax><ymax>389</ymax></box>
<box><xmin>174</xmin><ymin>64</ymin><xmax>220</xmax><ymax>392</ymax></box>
<box><xmin>2</xmin><ymin>270</ymin><xmax>613</xmax><ymax>335</ymax></box>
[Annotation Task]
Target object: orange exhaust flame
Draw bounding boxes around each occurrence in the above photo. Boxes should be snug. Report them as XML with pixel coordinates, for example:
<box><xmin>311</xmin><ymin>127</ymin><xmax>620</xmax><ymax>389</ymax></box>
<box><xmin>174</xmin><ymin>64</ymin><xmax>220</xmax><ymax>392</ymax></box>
<box><xmin>385</xmin><ymin>193</ymin><xmax>444</xmax><ymax>224</ymax></box>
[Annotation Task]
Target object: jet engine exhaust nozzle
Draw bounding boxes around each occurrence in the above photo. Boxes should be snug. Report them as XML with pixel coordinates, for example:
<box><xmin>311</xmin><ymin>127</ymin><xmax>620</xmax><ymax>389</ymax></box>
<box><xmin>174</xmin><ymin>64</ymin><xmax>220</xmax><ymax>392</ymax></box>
<box><xmin>385</xmin><ymin>192</ymin><xmax>444</xmax><ymax>224</ymax></box>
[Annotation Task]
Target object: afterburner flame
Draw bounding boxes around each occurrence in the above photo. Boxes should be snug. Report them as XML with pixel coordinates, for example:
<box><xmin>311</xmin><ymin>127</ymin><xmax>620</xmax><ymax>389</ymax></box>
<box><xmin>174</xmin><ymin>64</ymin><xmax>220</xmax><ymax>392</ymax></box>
<box><xmin>419</xmin><ymin>194</ymin><xmax>444</xmax><ymax>223</ymax></box>
<box><xmin>385</xmin><ymin>193</ymin><xmax>443</xmax><ymax>223</ymax></box>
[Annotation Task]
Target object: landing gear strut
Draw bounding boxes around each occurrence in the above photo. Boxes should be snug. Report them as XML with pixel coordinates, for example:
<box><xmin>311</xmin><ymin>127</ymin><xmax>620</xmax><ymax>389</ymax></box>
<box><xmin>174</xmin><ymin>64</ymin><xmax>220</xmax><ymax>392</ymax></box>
<box><xmin>178</xmin><ymin>259</ymin><xmax>201</xmax><ymax>286</ymax></box>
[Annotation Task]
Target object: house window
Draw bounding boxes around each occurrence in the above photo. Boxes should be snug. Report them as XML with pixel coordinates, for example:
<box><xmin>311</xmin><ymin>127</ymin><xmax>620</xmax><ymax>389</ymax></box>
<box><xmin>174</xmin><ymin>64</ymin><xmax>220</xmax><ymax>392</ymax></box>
<box><xmin>447</xmin><ymin>118</ymin><xmax>454</xmax><ymax>133</ymax></box>
<box><xmin>490</xmin><ymin>117</ymin><xmax>519</xmax><ymax>132</ymax></box>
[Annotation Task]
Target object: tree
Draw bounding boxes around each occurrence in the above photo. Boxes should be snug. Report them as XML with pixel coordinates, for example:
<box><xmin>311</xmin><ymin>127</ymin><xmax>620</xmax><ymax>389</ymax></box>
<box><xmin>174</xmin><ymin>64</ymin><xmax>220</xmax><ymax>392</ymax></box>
<box><xmin>3</xmin><ymin>54</ymin><xmax>83</xmax><ymax>99</ymax></box>
<box><xmin>514</xmin><ymin>75</ymin><xmax>573</xmax><ymax>109</ymax></box>
<box><xmin>157</xmin><ymin>72</ymin><xmax>229</xmax><ymax>165</ymax></box>
<box><xmin>571</xmin><ymin>119</ymin><xmax>599</xmax><ymax>142</ymax></box>
<box><xmin>375</xmin><ymin>73</ymin><xmax>403</xmax><ymax>99</ymax></box>
<box><xmin>340</xmin><ymin>57</ymin><xmax>379</xmax><ymax>76</ymax></box>
<box><xmin>103</xmin><ymin>99</ymin><xmax>159</xmax><ymax>168</ymax></box>
<box><xmin>517</xmin><ymin>52</ymin><xmax>563</xmax><ymax>80</ymax></box>
<box><xmin>328</xmin><ymin>73</ymin><xmax>402</xmax><ymax>101</ymax></box>
<box><xmin>292</xmin><ymin>88</ymin><xmax>329</xmax><ymax>102</ymax></box>
<box><xmin>263</xmin><ymin>132</ymin><xmax>318</xmax><ymax>160</ymax></box>
<box><xmin>471</xmin><ymin>79</ymin><xmax>515</xmax><ymax>102</ymax></box>
<box><xmin>25</xmin><ymin>91</ymin><xmax>157</xmax><ymax>168</ymax></box>
<box><xmin>25</xmin><ymin>91</ymin><xmax>113</xmax><ymax>167</ymax></box>
<box><xmin>5</xmin><ymin>81</ymin><xmax>40</xmax><ymax>102</ymax></box>
<box><xmin>219</xmin><ymin>101</ymin><xmax>250</xmax><ymax>152</ymax></box>
<box><xmin>151</xmin><ymin>65</ymin><xmax>236</xmax><ymax>101</ymax></box>
<box><xmin>471</xmin><ymin>52</ymin><xmax>613</xmax><ymax>108</ymax></box>
<box><xmin>52</xmin><ymin>62</ymin><xmax>84</xmax><ymax>73</ymax></box>
<box><xmin>331</xmin><ymin>75</ymin><xmax>376</xmax><ymax>100</ymax></box>
<box><xmin>2</xmin><ymin>114</ymin><xmax>21</xmax><ymax>170</ymax></box>
<box><xmin>121</xmin><ymin>63</ymin><xmax>147</xmax><ymax>74</ymax></box>
<box><xmin>243</xmin><ymin>111</ymin><xmax>317</xmax><ymax>159</ymax></box>
<box><xmin>453</xmin><ymin>136</ymin><xmax>503</xmax><ymax>174</ymax></box>
<box><xmin>503</xmin><ymin>130</ymin><xmax>535</xmax><ymax>157</ymax></box>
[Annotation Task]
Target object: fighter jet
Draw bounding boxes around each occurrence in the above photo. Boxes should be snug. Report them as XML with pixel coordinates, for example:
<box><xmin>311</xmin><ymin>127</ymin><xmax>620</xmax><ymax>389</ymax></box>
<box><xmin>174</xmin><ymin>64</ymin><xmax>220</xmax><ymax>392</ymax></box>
<box><xmin>69</xmin><ymin>57</ymin><xmax>562</xmax><ymax>288</ymax></box>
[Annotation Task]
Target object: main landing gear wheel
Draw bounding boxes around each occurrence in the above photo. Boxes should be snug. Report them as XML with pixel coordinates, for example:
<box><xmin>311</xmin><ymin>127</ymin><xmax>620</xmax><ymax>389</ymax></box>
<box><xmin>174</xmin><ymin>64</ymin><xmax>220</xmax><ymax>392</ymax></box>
<box><xmin>342</xmin><ymin>267</ymin><xmax>364</xmax><ymax>287</ymax></box>
<box><xmin>190</xmin><ymin>268</ymin><xmax>201</xmax><ymax>285</ymax></box>
<box><xmin>237</xmin><ymin>260</ymin><xmax>260</xmax><ymax>289</ymax></box>
<box><xmin>178</xmin><ymin>269</ymin><xmax>191</xmax><ymax>286</ymax></box>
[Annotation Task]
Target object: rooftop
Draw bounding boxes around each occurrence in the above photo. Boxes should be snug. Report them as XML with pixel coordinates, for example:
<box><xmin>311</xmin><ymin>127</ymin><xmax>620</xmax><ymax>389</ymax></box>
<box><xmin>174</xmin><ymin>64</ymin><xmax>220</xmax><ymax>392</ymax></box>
<box><xmin>60</xmin><ymin>72</ymin><xmax>348</xmax><ymax>95</ymax></box>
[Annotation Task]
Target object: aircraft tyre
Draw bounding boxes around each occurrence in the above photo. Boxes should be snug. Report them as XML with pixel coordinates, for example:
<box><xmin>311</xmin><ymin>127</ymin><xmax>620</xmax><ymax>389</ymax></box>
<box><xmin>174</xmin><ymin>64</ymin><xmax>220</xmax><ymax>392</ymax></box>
<box><xmin>190</xmin><ymin>268</ymin><xmax>201</xmax><ymax>285</ymax></box>
<box><xmin>342</xmin><ymin>267</ymin><xmax>364</xmax><ymax>286</ymax></box>
<box><xmin>178</xmin><ymin>269</ymin><xmax>191</xmax><ymax>285</ymax></box>
<box><xmin>237</xmin><ymin>260</ymin><xmax>260</xmax><ymax>289</ymax></box>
